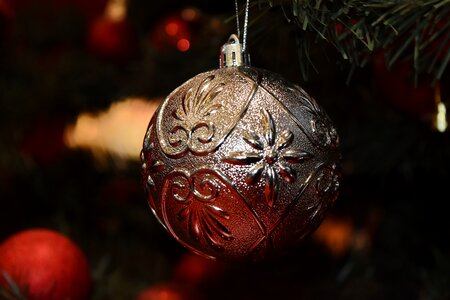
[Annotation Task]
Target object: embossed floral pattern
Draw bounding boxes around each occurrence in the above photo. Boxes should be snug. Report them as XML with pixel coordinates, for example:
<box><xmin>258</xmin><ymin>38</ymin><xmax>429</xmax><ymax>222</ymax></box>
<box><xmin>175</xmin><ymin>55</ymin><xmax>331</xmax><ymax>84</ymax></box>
<box><xmin>222</xmin><ymin>109</ymin><xmax>313</xmax><ymax>207</ymax></box>
<box><xmin>316</xmin><ymin>163</ymin><xmax>340</xmax><ymax>197</ymax></box>
<box><xmin>288</xmin><ymin>84</ymin><xmax>339</xmax><ymax>149</ymax></box>
<box><xmin>141</xmin><ymin>125</ymin><xmax>164</xmax><ymax>188</ymax></box>
<box><xmin>306</xmin><ymin>163</ymin><xmax>341</xmax><ymax>223</ymax></box>
<box><xmin>178</xmin><ymin>202</ymin><xmax>233</xmax><ymax>252</ymax></box>
<box><xmin>169</xmin><ymin>75</ymin><xmax>225</xmax><ymax>151</ymax></box>
<box><xmin>171</xmin><ymin>171</ymin><xmax>233</xmax><ymax>251</ymax></box>
<box><xmin>310</xmin><ymin>117</ymin><xmax>339</xmax><ymax>148</ymax></box>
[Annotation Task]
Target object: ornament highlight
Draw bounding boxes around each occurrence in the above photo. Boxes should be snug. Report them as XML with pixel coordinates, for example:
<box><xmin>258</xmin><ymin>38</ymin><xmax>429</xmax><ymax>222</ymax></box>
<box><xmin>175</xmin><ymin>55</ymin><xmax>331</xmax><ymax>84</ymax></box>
<box><xmin>173</xmin><ymin>252</ymin><xmax>226</xmax><ymax>285</ymax></box>
<box><xmin>0</xmin><ymin>228</ymin><xmax>91</xmax><ymax>300</ymax></box>
<box><xmin>141</xmin><ymin>35</ymin><xmax>341</xmax><ymax>262</ymax></box>
<box><xmin>86</xmin><ymin>0</ymin><xmax>138</xmax><ymax>63</ymax></box>
<box><xmin>372</xmin><ymin>53</ymin><xmax>436</xmax><ymax>117</ymax></box>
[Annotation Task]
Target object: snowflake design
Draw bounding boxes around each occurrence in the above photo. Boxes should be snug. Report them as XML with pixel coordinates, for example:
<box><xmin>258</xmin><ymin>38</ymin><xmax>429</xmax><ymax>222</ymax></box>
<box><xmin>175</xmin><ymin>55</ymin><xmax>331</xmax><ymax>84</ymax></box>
<box><xmin>222</xmin><ymin>109</ymin><xmax>313</xmax><ymax>207</ymax></box>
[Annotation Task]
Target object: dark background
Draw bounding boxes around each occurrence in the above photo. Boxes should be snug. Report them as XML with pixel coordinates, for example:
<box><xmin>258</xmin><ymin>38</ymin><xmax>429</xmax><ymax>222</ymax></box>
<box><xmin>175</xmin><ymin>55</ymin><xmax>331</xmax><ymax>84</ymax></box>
<box><xmin>1</xmin><ymin>0</ymin><xmax>449</xmax><ymax>299</ymax></box>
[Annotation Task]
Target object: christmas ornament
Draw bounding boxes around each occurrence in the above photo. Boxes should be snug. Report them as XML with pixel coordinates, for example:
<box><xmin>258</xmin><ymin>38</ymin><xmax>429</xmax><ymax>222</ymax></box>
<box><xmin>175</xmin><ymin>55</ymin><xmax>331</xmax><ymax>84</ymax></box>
<box><xmin>136</xmin><ymin>282</ymin><xmax>203</xmax><ymax>300</ymax></box>
<box><xmin>424</xmin><ymin>20</ymin><xmax>450</xmax><ymax>63</ymax></box>
<box><xmin>173</xmin><ymin>252</ymin><xmax>226</xmax><ymax>285</ymax></box>
<box><xmin>0</xmin><ymin>228</ymin><xmax>91</xmax><ymax>300</ymax></box>
<box><xmin>372</xmin><ymin>52</ymin><xmax>436</xmax><ymax>117</ymax></box>
<box><xmin>149</xmin><ymin>8</ymin><xmax>203</xmax><ymax>53</ymax></box>
<box><xmin>141</xmin><ymin>1</ymin><xmax>340</xmax><ymax>262</ymax></box>
<box><xmin>87</xmin><ymin>0</ymin><xmax>138</xmax><ymax>63</ymax></box>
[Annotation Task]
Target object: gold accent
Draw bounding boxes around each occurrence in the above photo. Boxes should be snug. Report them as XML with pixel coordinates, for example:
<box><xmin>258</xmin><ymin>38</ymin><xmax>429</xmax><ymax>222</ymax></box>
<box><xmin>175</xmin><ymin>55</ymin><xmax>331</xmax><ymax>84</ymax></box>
<box><xmin>156</xmin><ymin>68</ymin><xmax>257</xmax><ymax>157</ymax></box>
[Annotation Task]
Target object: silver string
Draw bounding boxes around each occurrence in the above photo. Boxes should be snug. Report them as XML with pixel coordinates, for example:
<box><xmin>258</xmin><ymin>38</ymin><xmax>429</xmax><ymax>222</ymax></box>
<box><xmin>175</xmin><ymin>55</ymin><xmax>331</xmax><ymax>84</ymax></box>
<box><xmin>234</xmin><ymin>0</ymin><xmax>250</xmax><ymax>53</ymax></box>
<box><xmin>242</xmin><ymin>0</ymin><xmax>250</xmax><ymax>54</ymax></box>
<box><xmin>235</xmin><ymin>0</ymin><xmax>241</xmax><ymax>39</ymax></box>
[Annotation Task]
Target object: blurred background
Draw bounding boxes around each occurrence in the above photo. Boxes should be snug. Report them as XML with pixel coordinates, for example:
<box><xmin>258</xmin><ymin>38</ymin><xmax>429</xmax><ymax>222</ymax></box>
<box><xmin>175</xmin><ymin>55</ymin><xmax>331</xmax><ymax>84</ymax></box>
<box><xmin>0</xmin><ymin>0</ymin><xmax>449</xmax><ymax>299</ymax></box>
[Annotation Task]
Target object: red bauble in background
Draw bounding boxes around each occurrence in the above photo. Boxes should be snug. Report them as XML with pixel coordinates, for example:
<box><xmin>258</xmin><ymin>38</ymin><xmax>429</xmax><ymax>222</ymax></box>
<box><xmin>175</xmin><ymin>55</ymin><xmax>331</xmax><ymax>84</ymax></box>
<box><xmin>173</xmin><ymin>252</ymin><xmax>225</xmax><ymax>286</ymax></box>
<box><xmin>0</xmin><ymin>229</ymin><xmax>91</xmax><ymax>300</ymax></box>
<box><xmin>424</xmin><ymin>20</ymin><xmax>450</xmax><ymax>62</ymax></box>
<box><xmin>136</xmin><ymin>282</ymin><xmax>203</xmax><ymax>300</ymax></box>
<box><xmin>149</xmin><ymin>8</ymin><xmax>204</xmax><ymax>53</ymax></box>
<box><xmin>86</xmin><ymin>0</ymin><xmax>139</xmax><ymax>63</ymax></box>
<box><xmin>87</xmin><ymin>15</ymin><xmax>139</xmax><ymax>63</ymax></box>
<box><xmin>372</xmin><ymin>53</ymin><xmax>439</xmax><ymax>118</ymax></box>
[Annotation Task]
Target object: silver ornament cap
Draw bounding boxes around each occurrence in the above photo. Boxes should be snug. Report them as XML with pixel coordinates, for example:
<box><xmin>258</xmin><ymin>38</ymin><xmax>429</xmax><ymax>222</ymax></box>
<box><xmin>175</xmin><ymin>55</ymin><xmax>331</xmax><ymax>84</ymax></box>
<box><xmin>220</xmin><ymin>34</ymin><xmax>245</xmax><ymax>68</ymax></box>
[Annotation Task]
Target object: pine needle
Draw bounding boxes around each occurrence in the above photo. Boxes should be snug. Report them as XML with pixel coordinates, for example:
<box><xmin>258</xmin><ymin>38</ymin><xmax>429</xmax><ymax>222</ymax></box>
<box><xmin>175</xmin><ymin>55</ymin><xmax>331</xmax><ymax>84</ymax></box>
<box><xmin>252</xmin><ymin>0</ymin><xmax>449</xmax><ymax>81</ymax></box>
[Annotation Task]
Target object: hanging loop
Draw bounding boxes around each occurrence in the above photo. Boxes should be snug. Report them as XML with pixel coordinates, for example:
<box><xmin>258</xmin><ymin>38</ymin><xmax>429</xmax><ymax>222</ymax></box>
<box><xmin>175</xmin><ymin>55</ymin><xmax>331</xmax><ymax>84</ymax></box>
<box><xmin>220</xmin><ymin>34</ymin><xmax>243</xmax><ymax>67</ymax></box>
<box><xmin>220</xmin><ymin>0</ymin><xmax>250</xmax><ymax>68</ymax></box>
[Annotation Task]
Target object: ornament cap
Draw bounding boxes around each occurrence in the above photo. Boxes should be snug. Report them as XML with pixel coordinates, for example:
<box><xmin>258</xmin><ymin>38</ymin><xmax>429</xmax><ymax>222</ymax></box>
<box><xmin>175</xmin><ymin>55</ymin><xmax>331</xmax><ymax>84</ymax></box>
<box><xmin>220</xmin><ymin>34</ymin><xmax>245</xmax><ymax>68</ymax></box>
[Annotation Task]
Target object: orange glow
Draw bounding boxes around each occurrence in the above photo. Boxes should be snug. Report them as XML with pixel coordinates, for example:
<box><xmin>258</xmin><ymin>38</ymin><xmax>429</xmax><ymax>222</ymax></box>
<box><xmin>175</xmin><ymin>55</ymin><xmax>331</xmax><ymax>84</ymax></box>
<box><xmin>105</xmin><ymin>0</ymin><xmax>126</xmax><ymax>21</ymax></box>
<box><xmin>136</xmin><ymin>283</ymin><xmax>188</xmax><ymax>300</ymax></box>
<box><xmin>165</xmin><ymin>22</ymin><xmax>179</xmax><ymax>36</ymax></box>
<box><xmin>177</xmin><ymin>38</ymin><xmax>190</xmax><ymax>52</ymax></box>
<box><xmin>181</xmin><ymin>8</ymin><xmax>198</xmax><ymax>21</ymax></box>
<box><xmin>313</xmin><ymin>217</ymin><xmax>354</xmax><ymax>257</ymax></box>
<box><xmin>64</xmin><ymin>97</ymin><xmax>161</xmax><ymax>161</ymax></box>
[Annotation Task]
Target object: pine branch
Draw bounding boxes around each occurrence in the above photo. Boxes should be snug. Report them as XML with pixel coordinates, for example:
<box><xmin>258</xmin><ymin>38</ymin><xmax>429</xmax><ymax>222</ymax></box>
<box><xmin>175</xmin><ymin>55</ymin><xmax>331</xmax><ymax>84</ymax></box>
<box><xmin>0</xmin><ymin>272</ymin><xmax>28</xmax><ymax>300</ymax></box>
<box><xmin>253</xmin><ymin>0</ymin><xmax>450</xmax><ymax>82</ymax></box>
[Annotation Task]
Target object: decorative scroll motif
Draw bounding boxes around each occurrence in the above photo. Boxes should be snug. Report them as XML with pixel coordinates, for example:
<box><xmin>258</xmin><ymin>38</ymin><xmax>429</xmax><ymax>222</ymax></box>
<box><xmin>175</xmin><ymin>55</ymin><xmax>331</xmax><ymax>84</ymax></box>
<box><xmin>310</xmin><ymin>117</ymin><xmax>339</xmax><ymax>149</ymax></box>
<box><xmin>301</xmin><ymin>92</ymin><xmax>339</xmax><ymax>149</ymax></box>
<box><xmin>316</xmin><ymin>163</ymin><xmax>340</xmax><ymax>197</ymax></box>
<box><xmin>169</xmin><ymin>75</ymin><xmax>225</xmax><ymax>154</ymax></box>
<box><xmin>141</xmin><ymin>125</ymin><xmax>164</xmax><ymax>188</ymax></box>
<box><xmin>288</xmin><ymin>84</ymin><xmax>339</xmax><ymax>149</ymax></box>
<box><xmin>222</xmin><ymin>109</ymin><xmax>313</xmax><ymax>208</ymax></box>
<box><xmin>168</xmin><ymin>170</ymin><xmax>233</xmax><ymax>251</ymax></box>
<box><xmin>306</xmin><ymin>163</ymin><xmax>341</xmax><ymax>221</ymax></box>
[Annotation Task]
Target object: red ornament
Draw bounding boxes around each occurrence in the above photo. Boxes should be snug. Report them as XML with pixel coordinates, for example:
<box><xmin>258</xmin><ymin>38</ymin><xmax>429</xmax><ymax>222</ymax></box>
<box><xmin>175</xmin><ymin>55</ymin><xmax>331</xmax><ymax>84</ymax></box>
<box><xmin>334</xmin><ymin>19</ymin><xmax>358</xmax><ymax>38</ymax></box>
<box><xmin>424</xmin><ymin>20</ymin><xmax>450</xmax><ymax>62</ymax></box>
<box><xmin>136</xmin><ymin>282</ymin><xmax>203</xmax><ymax>300</ymax></box>
<box><xmin>86</xmin><ymin>0</ymin><xmax>138</xmax><ymax>63</ymax></box>
<box><xmin>87</xmin><ymin>15</ymin><xmax>139</xmax><ymax>63</ymax></box>
<box><xmin>372</xmin><ymin>52</ymin><xmax>437</xmax><ymax>117</ymax></box>
<box><xmin>141</xmin><ymin>63</ymin><xmax>340</xmax><ymax>262</ymax></box>
<box><xmin>149</xmin><ymin>8</ymin><xmax>203</xmax><ymax>52</ymax></box>
<box><xmin>173</xmin><ymin>252</ymin><xmax>225</xmax><ymax>286</ymax></box>
<box><xmin>0</xmin><ymin>229</ymin><xmax>91</xmax><ymax>300</ymax></box>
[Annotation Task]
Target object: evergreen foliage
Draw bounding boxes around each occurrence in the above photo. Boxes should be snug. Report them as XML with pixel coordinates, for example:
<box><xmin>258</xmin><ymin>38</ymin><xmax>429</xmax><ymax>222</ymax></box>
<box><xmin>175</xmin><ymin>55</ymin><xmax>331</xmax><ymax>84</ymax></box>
<box><xmin>251</xmin><ymin>0</ymin><xmax>449</xmax><ymax>81</ymax></box>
